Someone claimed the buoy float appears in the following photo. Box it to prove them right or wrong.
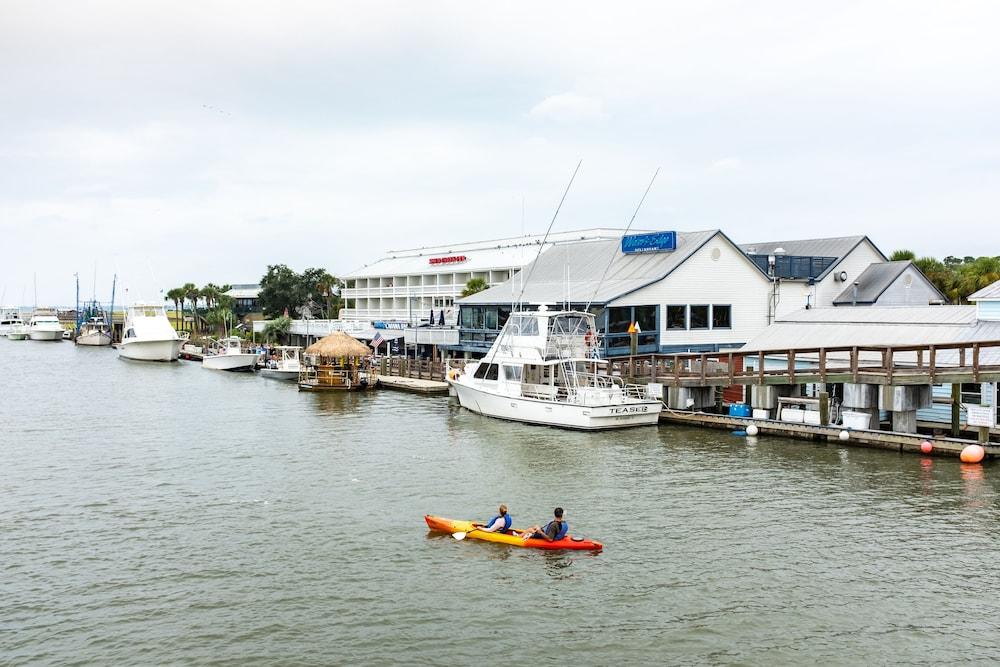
[746,424,759,437]
[920,440,933,454]
[839,430,850,441]
[960,444,986,464]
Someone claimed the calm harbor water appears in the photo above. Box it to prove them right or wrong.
[2,341,1000,665]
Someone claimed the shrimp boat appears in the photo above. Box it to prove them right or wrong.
[448,308,662,430]
[119,303,186,361]
[202,336,259,372]
[76,315,112,346]
[259,346,302,381]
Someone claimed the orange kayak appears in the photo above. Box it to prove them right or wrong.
[424,514,603,552]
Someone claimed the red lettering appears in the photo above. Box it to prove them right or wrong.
[428,255,467,265]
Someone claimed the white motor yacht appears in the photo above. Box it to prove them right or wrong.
[76,315,112,347]
[119,304,185,361]
[28,309,64,341]
[448,308,662,430]
[259,346,302,381]
[7,323,29,340]
[0,307,25,337]
[202,336,259,372]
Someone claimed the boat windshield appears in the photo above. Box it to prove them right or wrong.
[506,314,539,336]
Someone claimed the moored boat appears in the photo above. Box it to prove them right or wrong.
[424,514,603,551]
[0,307,24,337]
[260,345,302,381]
[27,309,64,341]
[76,316,112,346]
[7,323,28,340]
[202,336,259,372]
[119,304,185,361]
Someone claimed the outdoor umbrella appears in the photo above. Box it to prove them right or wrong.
[438,310,445,326]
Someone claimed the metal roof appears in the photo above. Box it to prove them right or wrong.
[740,306,1000,355]
[831,261,908,305]
[968,278,1000,301]
[458,230,744,306]
[738,235,884,281]
[226,285,260,299]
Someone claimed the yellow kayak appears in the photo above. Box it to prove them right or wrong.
[424,514,603,551]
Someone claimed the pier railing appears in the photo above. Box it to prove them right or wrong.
[608,339,1000,387]
[375,356,469,382]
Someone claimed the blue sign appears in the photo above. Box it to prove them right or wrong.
[621,231,676,254]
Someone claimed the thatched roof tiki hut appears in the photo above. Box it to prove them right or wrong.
[298,332,377,391]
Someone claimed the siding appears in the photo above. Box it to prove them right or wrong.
[773,240,885,317]
[610,235,771,350]
[875,266,943,307]
[978,301,1000,321]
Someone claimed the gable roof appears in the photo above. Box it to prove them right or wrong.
[968,278,1000,301]
[459,230,768,306]
[738,235,885,281]
[832,261,947,305]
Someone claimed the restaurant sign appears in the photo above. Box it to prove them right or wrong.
[428,255,468,265]
[621,231,677,254]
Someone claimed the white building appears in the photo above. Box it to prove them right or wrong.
[339,229,629,326]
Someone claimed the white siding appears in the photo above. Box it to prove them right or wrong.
[772,239,885,317]
[875,266,943,306]
[610,234,771,348]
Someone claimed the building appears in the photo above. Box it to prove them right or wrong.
[831,261,946,307]
[339,229,629,326]
[969,278,1000,320]
[225,284,261,315]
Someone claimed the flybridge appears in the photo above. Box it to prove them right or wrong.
[621,231,676,254]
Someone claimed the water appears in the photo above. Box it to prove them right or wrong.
[2,342,999,665]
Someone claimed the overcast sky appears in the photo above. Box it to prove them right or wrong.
[3,1,999,305]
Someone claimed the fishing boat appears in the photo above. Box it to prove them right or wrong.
[27,309,64,341]
[7,323,28,340]
[202,336,259,372]
[76,315,112,346]
[0,307,25,337]
[119,303,185,361]
[260,345,302,381]
[448,307,662,430]
[424,515,603,551]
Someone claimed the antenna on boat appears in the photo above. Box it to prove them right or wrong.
[584,167,660,312]
[514,159,582,310]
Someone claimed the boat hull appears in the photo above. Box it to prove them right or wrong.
[449,380,661,430]
[425,515,603,551]
[7,331,28,340]
[28,329,63,341]
[76,331,112,346]
[260,368,300,381]
[119,338,182,362]
[202,353,259,372]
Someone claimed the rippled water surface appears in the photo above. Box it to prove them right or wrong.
[2,341,1000,665]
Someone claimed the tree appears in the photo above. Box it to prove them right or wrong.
[261,315,291,343]
[258,264,301,318]
[182,282,200,333]
[165,287,185,331]
[889,249,916,261]
[461,277,489,297]
[299,267,343,319]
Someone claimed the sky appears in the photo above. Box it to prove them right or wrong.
[2,0,999,306]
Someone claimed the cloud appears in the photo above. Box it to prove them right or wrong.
[710,157,742,171]
[529,93,606,122]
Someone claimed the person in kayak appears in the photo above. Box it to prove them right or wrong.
[473,504,512,533]
[520,507,568,542]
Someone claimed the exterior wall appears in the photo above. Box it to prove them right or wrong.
[773,240,884,317]
[874,266,943,307]
[977,300,1000,321]
[610,234,771,351]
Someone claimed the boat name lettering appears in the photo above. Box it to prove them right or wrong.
[608,405,650,414]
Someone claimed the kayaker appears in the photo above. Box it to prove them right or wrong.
[474,504,512,533]
[520,507,568,542]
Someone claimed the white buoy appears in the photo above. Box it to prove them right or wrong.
[839,430,850,441]
[746,424,759,436]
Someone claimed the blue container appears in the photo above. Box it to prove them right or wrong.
[728,403,751,418]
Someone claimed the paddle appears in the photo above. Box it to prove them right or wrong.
[452,525,479,540]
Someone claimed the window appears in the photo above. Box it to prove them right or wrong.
[484,364,499,381]
[498,305,511,329]
[608,307,631,334]
[634,305,657,332]
[712,305,732,329]
[508,314,538,336]
[485,307,498,330]
[461,307,484,329]
[503,365,522,381]
[690,305,709,329]
[666,305,687,330]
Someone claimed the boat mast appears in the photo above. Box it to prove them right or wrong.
[75,273,81,333]
[109,274,117,343]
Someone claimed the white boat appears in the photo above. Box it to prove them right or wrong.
[0,307,25,337]
[76,316,112,347]
[119,304,185,361]
[28,309,64,341]
[202,336,259,372]
[260,346,302,381]
[448,308,663,430]
[7,323,28,340]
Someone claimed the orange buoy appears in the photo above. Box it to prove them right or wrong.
[920,441,933,454]
[960,444,986,464]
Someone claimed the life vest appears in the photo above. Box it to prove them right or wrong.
[584,329,595,347]
[486,513,512,532]
[544,519,568,541]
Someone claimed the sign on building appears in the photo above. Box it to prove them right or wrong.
[621,231,676,254]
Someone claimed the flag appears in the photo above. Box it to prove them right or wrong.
[371,332,385,349]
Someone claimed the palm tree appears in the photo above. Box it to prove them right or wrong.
[890,249,916,261]
[165,287,186,331]
[461,277,489,297]
[182,282,200,334]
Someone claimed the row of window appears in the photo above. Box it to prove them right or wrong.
[666,304,732,330]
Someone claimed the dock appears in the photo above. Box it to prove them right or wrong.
[377,376,449,395]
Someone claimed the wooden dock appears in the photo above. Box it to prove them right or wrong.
[377,376,449,395]
[659,409,999,458]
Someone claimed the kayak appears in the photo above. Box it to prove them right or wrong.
[424,514,603,552]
